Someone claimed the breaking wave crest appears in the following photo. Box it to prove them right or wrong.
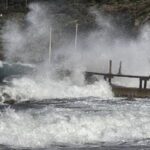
[0,76,113,102]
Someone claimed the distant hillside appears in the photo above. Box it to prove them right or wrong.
[100,0,150,27]
[0,0,150,30]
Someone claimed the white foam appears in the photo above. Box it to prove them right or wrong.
[1,75,113,101]
[0,105,150,148]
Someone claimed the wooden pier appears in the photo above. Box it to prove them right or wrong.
[85,60,150,98]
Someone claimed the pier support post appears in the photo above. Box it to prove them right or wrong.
[139,78,143,89]
[109,60,112,74]
[118,61,122,75]
[144,80,147,89]
[139,78,147,89]
[108,77,112,84]
[108,60,112,84]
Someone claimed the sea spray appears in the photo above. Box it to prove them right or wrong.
[0,75,113,101]
[2,3,150,83]
[2,3,51,63]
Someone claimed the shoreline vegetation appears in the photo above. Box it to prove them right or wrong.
[0,0,150,60]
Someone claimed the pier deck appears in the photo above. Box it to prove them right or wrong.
[85,60,150,98]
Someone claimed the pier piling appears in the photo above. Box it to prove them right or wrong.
[108,60,112,83]
[144,79,147,89]
[109,60,112,74]
[118,61,122,75]
[139,78,143,89]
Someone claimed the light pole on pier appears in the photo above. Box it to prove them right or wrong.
[49,27,52,64]
[75,23,78,50]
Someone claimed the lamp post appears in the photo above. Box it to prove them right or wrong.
[49,27,52,64]
[75,23,78,50]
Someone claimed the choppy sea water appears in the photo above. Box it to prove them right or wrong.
[0,97,150,150]
[1,62,150,149]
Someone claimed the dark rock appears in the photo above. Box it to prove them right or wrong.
[4,99,16,105]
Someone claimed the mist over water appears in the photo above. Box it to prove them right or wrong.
[2,2,150,88]
[1,3,116,101]
[2,3,51,63]
[2,3,150,72]
[0,1,150,100]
